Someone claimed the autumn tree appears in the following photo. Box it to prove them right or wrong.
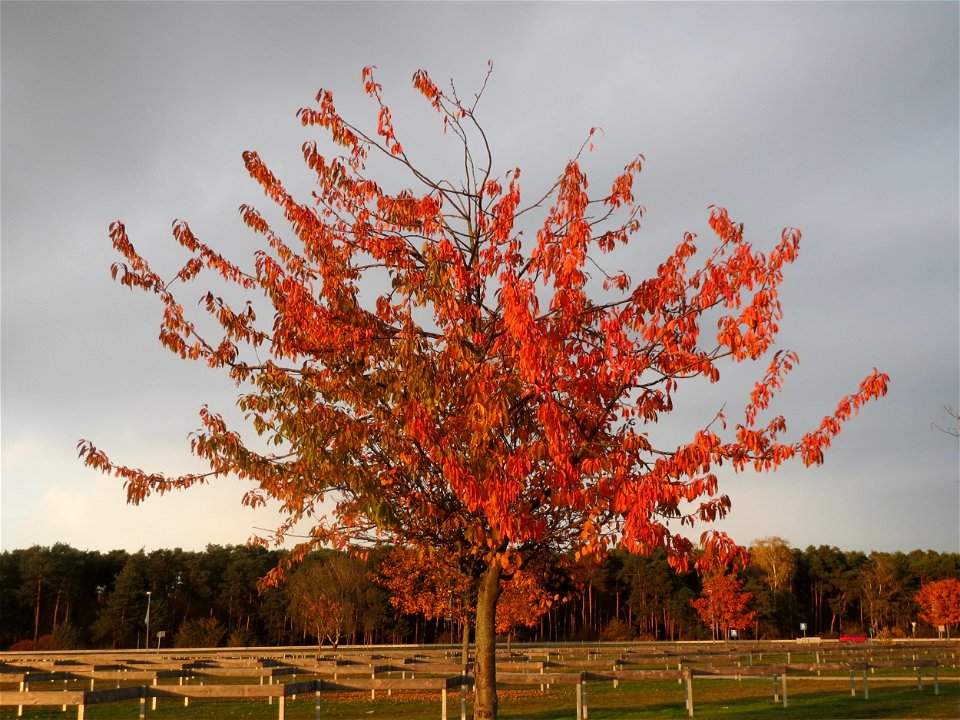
[692,571,756,640]
[79,65,888,718]
[859,552,902,636]
[377,545,473,654]
[751,537,796,596]
[915,578,960,638]
[286,552,381,648]
[495,566,558,652]
[378,546,557,656]
[748,536,797,635]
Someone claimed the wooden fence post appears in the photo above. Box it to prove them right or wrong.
[781,672,788,708]
[863,668,869,700]
[583,676,589,720]
[575,682,583,720]
[685,670,694,718]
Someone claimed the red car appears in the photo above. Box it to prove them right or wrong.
[839,634,868,643]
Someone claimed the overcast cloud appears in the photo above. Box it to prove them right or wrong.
[2,2,957,556]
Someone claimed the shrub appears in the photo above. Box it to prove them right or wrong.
[600,618,635,641]
[176,617,225,648]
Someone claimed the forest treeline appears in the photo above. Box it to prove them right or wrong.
[1,541,957,651]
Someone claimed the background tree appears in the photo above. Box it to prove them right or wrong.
[286,551,382,648]
[748,536,797,637]
[0,543,956,649]
[801,545,844,635]
[915,578,960,638]
[495,566,557,652]
[286,557,345,648]
[79,66,888,718]
[692,571,756,640]
[93,552,152,649]
[750,537,796,597]
[176,616,226,648]
[621,550,681,639]
[377,546,472,651]
[859,552,902,636]
[932,405,959,439]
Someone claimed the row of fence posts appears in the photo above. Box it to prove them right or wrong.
[6,657,945,720]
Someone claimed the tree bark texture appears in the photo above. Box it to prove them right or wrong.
[473,559,502,719]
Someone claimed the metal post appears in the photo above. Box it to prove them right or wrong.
[145,591,152,653]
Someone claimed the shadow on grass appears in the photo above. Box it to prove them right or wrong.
[1,681,955,719]
[498,680,959,720]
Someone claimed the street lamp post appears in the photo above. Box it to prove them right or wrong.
[145,591,152,651]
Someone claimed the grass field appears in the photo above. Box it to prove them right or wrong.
[2,678,958,719]
[3,642,957,719]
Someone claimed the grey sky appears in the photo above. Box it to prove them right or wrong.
[2,2,957,556]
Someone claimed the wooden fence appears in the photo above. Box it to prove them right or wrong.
[1,640,955,719]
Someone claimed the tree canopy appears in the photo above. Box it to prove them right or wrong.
[79,65,888,718]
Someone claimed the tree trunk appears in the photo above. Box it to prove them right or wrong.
[474,559,502,720]
[33,576,43,642]
[52,589,62,631]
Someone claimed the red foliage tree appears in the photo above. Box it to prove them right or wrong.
[915,578,960,638]
[377,546,473,654]
[79,65,887,718]
[378,546,558,657]
[692,572,756,640]
[495,566,557,651]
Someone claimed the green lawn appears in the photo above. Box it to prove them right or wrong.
[2,678,957,719]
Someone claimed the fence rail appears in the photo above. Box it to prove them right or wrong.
[1,640,956,719]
